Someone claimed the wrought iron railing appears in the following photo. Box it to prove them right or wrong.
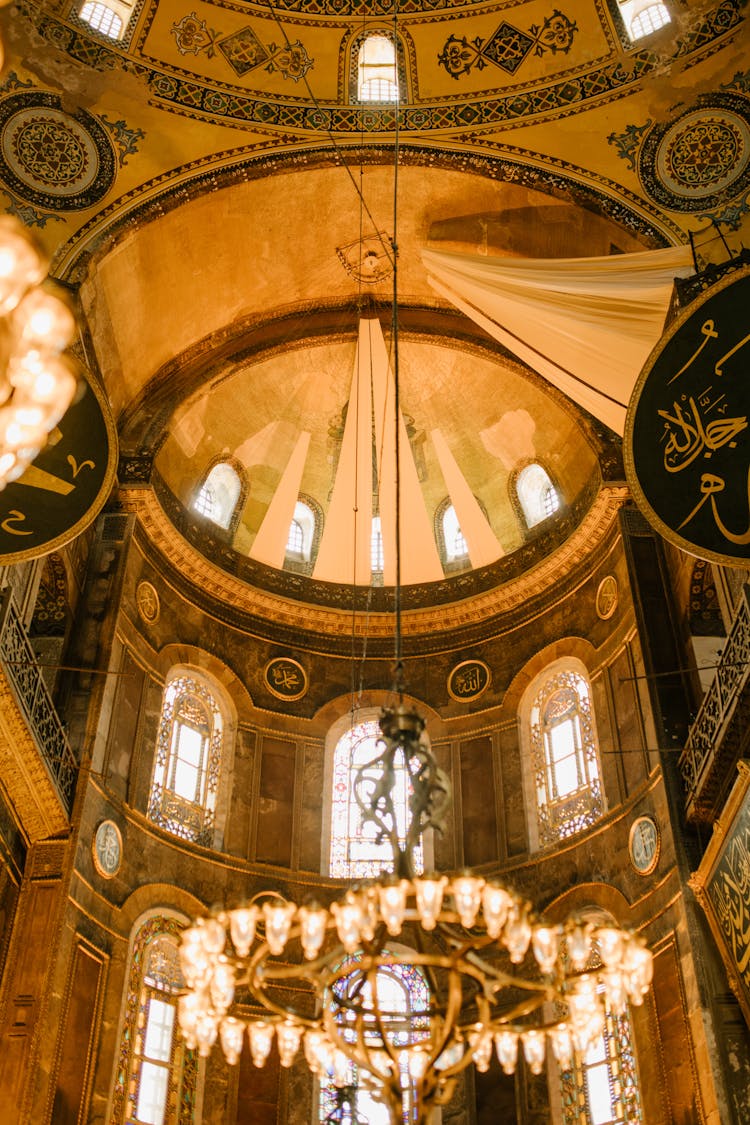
[0,590,77,813]
[680,585,750,815]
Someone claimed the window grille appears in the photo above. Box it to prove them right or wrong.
[147,674,223,846]
[79,1,123,37]
[357,34,399,103]
[531,670,604,845]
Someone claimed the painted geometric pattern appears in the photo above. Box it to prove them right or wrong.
[438,10,578,80]
[27,0,741,131]
[610,84,750,213]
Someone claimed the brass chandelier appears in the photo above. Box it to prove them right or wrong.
[178,702,653,1123]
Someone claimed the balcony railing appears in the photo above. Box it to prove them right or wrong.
[0,590,77,813]
[680,585,750,824]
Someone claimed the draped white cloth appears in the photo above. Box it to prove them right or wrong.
[422,245,695,434]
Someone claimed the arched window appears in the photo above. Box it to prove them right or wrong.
[356,33,399,102]
[193,461,244,531]
[286,500,316,561]
[371,515,384,575]
[515,463,560,529]
[148,672,224,846]
[619,0,670,38]
[110,913,198,1125]
[329,718,423,878]
[319,956,430,1124]
[79,2,123,36]
[530,667,604,846]
[558,926,643,1124]
[442,504,469,563]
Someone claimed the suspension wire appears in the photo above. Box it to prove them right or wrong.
[391,0,403,699]
[263,0,395,268]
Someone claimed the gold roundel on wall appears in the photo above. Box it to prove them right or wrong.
[136,581,160,624]
[596,575,619,620]
[264,657,308,701]
[92,819,122,879]
[447,659,491,703]
[628,815,660,876]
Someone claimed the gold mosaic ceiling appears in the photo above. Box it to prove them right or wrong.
[2,0,748,605]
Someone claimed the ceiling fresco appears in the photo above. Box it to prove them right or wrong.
[0,0,747,614]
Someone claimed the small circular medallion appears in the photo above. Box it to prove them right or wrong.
[629,815,660,876]
[92,819,122,878]
[264,657,308,701]
[596,576,619,620]
[447,659,491,703]
[136,581,160,624]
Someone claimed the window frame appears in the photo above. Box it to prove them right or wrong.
[512,461,561,532]
[109,912,199,1125]
[347,28,408,105]
[74,0,139,44]
[147,670,226,848]
[192,457,248,538]
[520,659,606,852]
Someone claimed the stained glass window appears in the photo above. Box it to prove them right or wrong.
[110,915,198,1125]
[560,992,642,1124]
[148,673,223,846]
[357,34,399,103]
[329,719,423,878]
[319,956,430,1124]
[531,670,603,845]
[516,463,560,528]
[193,462,243,530]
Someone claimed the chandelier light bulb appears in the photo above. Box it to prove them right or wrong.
[504,908,532,964]
[276,1020,303,1067]
[262,900,296,955]
[494,1029,518,1075]
[531,923,561,974]
[298,903,329,960]
[0,218,45,312]
[596,926,626,968]
[248,1021,275,1068]
[481,883,512,938]
[548,1023,574,1070]
[331,898,363,951]
[414,875,447,930]
[228,905,259,957]
[468,1026,493,1073]
[12,287,76,351]
[332,1047,350,1088]
[304,1028,331,1075]
[451,874,484,929]
[219,1017,245,1066]
[521,1028,546,1075]
[377,880,408,936]
[195,1012,219,1057]
[209,959,236,1014]
[201,917,227,956]
[568,923,593,972]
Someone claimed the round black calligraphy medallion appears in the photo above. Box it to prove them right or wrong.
[0,373,117,563]
[624,267,750,566]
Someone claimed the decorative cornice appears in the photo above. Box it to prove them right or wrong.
[120,483,630,647]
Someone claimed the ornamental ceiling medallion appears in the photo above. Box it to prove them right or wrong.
[624,266,750,567]
[0,90,116,211]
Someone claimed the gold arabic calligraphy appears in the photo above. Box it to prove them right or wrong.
[709,820,750,988]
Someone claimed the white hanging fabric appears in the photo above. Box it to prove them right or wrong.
[422,245,695,435]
